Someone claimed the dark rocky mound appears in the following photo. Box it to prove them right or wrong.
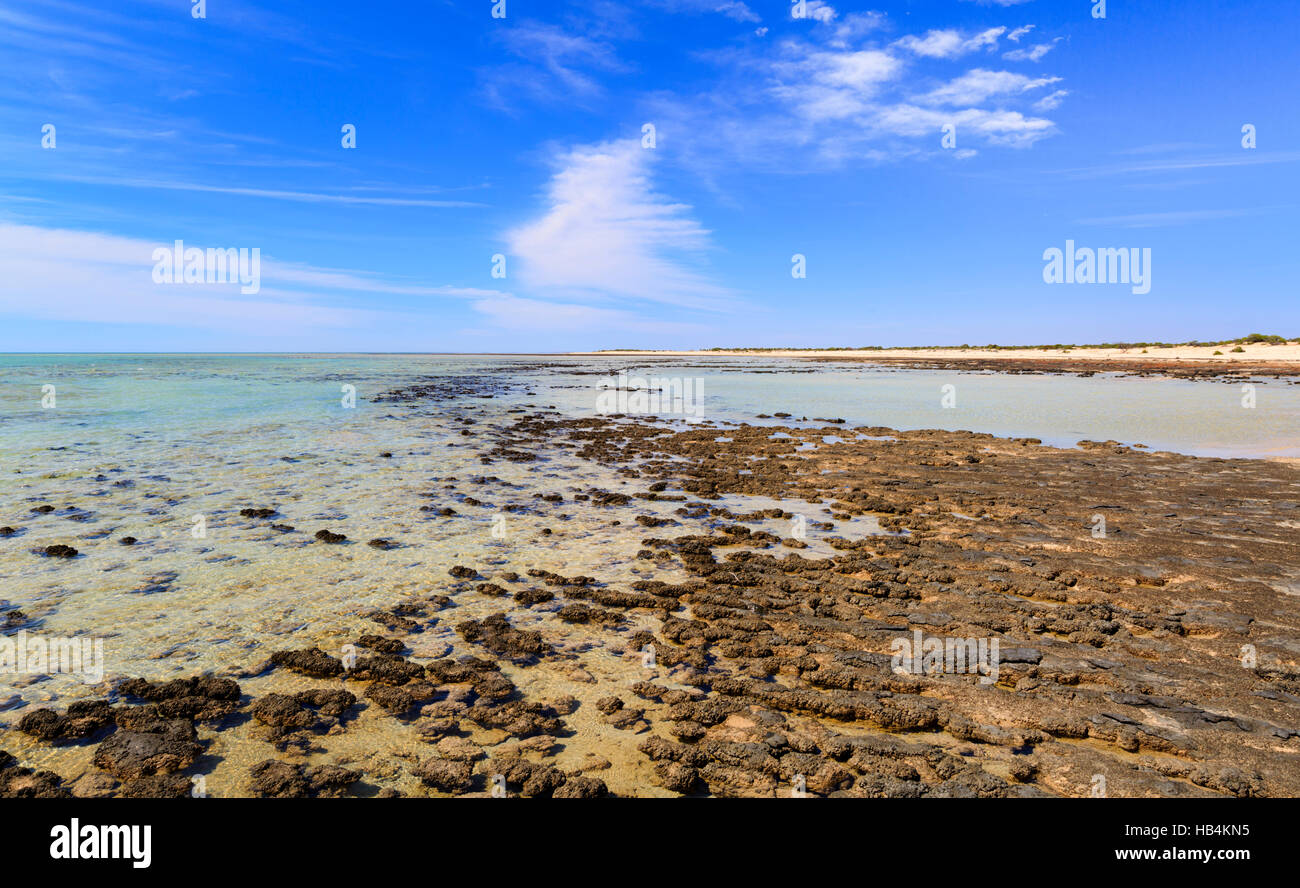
[455,613,552,659]
[0,751,70,798]
[248,759,360,798]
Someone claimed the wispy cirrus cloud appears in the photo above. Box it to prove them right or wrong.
[822,11,888,47]
[1055,150,1300,178]
[647,15,1063,171]
[481,21,628,109]
[0,221,495,333]
[1004,38,1062,62]
[1073,208,1271,228]
[895,27,1007,59]
[783,1,838,23]
[873,105,1054,147]
[920,69,1061,106]
[714,1,761,23]
[650,0,761,23]
[771,47,902,120]
[23,173,486,208]
[505,139,733,312]
[475,8,1064,174]
[1034,89,1068,111]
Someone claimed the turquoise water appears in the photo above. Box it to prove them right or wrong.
[1,353,1295,460]
[0,353,1295,793]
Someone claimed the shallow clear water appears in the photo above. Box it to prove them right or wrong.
[546,356,1300,459]
[2,354,1295,458]
[0,353,1294,794]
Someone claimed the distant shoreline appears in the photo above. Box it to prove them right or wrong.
[575,339,1300,364]
[570,341,1300,382]
[2,340,1297,366]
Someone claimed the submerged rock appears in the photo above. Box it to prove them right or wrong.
[414,758,475,793]
[118,675,242,722]
[248,759,360,798]
[0,751,70,798]
[18,700,115,742]
[92,720,201,780]
[456,613,552,659]
[269,648,345,678]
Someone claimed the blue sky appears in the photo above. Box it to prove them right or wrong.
[0,0,1296,351]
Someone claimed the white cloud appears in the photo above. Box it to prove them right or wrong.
[895,27,1006,59]
[921,68,1061,106]
[31,174,483,208]
[651,0,761,23]
[1007,25,1035,42]
[506,140,732,311]
[772,47,901,120]
[714,2,761,23]
[826,12,887,47]
[483,22,624,107]
[0,222,489,332]
[793,2,837,24]
[1034,89,1069,111]
[0,209,732,344]
[648,16,1063,170]
[874,105,1055,146]
[895,30,962,58]
[1004,38,1062,62]
[966,27,1008,52]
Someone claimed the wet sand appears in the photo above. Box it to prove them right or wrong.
[3,370,1298,797]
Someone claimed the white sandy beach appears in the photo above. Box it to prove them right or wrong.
[576,342,1300,363]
